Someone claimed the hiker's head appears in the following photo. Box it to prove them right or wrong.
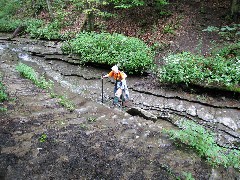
[111,65,118,73]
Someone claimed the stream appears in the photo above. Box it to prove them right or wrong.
[0,35,240,150]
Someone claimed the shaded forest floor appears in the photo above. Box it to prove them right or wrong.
[58,0,236,60]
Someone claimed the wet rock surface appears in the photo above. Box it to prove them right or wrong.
[0,35,240,179]
[1,35,239,149]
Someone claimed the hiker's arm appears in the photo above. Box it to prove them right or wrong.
[102,71,113,79]
[102,74,109,79]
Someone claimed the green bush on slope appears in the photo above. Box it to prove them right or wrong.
[61,32,155,74]
[158,43,240,91]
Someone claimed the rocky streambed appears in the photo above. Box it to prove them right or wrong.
[0,34,240,179]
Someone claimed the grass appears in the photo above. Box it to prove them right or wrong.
[0,81,7,102]
[16,62,75,111]
[163,119,240,170]
[0,77,8,112]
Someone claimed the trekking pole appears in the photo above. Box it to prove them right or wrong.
[121,90,124,107]
[101,73,104,103]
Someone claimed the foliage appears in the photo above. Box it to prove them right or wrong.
[25,19,63,40]
[211,42,240,59]
[163,24,175,34]
[108,0,168,9]
[61,32,155,74]
[203,24,240,41]
[163,119,240,169]
[87,116,97,123]
[182,172,195,180]
[0,107,7,112]
[58,95,75,111]
[0,18,22,32]
[0,81,8,102]
[0,0,21,19]
[15,63,75,111]
[0,0,29,32]
[158,44,240,91]
[162,15,182,34]
[109,0,144,8]
[39,133,47,143]
[25,19,44,37]
[0,74,8,112]
[1,74,8,112]
[16,62,53,89]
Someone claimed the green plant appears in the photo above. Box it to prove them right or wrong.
[202,26,219,32]
[0,107,7,112]
[79,123,87,129]
[162,17,182,35]
[39,133,47,143]
[183,172,195,180]
[58,95,75,111]
[0,81,8,102]
[0,0,21,19]
[203,24,240,41]
[16,63,53,89]
[16,63,75,111]
[163,24,175,34]
[25,18,44,38]
[61,32,155,74]
[163,119,240,169]
[87,117,96,123]
[0,18,22,32]
[56,120,66,126]
[158,46,240,92]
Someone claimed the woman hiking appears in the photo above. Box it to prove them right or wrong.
[102,65,129,107]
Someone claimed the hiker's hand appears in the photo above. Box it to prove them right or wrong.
[102,74,108,79]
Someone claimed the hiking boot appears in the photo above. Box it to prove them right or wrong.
[111,103,120,108]
[113,96,119,104]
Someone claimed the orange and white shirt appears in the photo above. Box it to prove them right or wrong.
[108,71,125,81]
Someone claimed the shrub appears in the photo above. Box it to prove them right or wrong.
[0,18,22,32]
[211,42,240,59]
[25,19,44,38]
[61,32,155,74]
[25,19,62,40]
[0,0,21,19]
[158,47,240,90]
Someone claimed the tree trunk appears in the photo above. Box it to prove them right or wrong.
[85,0,94,31]
[46,0,54,21]
[88,12,94,31]
[31,0,37,17]
[231,0,240,21]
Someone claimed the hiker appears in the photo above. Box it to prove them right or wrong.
[102,65,129,106]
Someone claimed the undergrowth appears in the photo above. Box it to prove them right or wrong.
[163,119,240,170]
[0,81,7,102]
[16,63,75,111]
[158,42,240,92]
[61,32,155,74]
[0,75,8,112]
